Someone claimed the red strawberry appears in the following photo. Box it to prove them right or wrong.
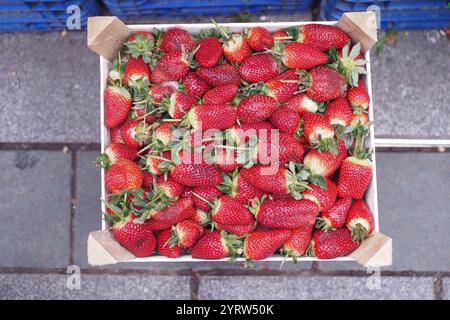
[325,96,353,136]
[111,213,156,257]
[350,112,369,127]
[332,42,366,87]
[272,29,288,38]
[104,86,132,128]
[246,26,274,51]
[217,221,255,237]
[347,79,370,114]
[316,198,352,230]
[239,53,281,83]
[192,208,211,226]
[105,158,143,194]
[203,84,239,104]
[187,103,237,131]
[124,31,157,64]
[149,197,195,225]
[337,138,349,163]
[210,195,253,226]
[156,229,183,258]
[164,91,197,119]
[145,151,172,176]
[170,162,223,187]
[302,112,337,154]
[210,148,240,173]
[280,43,328,69]
[182,72,211,97]
[147,219,175,231]
[120,119,151,148]
[161,27,196,53]
[296,24,350,52]
[230,121,274,145]
[338,156,372,199]
[152,122,174,148]
[192,230,241,260]
[155,175,185,199]
[308,228,359,259]
[128,31,154,43]
[151,52,190,84]
[262,70,298,103]
[269,105,301,135]
[222,33,251,64]
[142,171,154,188]
[196,64,240,87]
[303,178,337,212]
[303,148,341,177]
[110,127,124,144]
[284,93,320,115]
[251,197,319,229]
[131,102,160,125]
[346,200,375,240]
[255,132,304,164]
[97,143,138,169]
[304,66,347,102]
[192,186,222,211]
[237,94,278,124]
[149,82,178,103]
[218,171,264,204]
[244,229,292,261]
[281,226,313,260]
[169,219,204,249]
[195,37,223,68]
[122,56,151,86]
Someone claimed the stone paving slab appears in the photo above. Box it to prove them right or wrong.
[443,278,450,300]
[198,275,435,300]
[0,273,190,300]
[0,150,71,268]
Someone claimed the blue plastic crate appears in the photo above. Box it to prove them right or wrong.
[101,0,313,20]
[0,0,102,32]
[319,0,450,30]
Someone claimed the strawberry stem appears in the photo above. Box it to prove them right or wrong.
[210,19,230,40]
[191,191,214,208]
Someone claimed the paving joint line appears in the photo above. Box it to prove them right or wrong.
[190,272,200,300]
[69,150,77,266]
[434,273,444,300]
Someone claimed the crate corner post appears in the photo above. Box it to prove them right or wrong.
[87,230,135,266]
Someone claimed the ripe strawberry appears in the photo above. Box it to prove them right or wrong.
[336,138,349,163]
[221,32,251,63]
[246,27,274,51]
[149,197,195,224]
[168,219,204,249]
[338,156,372,199]
[110,127,124,144]
[196,64,240,87]
[280,43,328,69]
[251,197,319,229]
[120,119,151,148]
[230,121,274,145]
[218,171,264,204]
[191,230,241,260]
[104,86,132,128]
[217,221,255,237]
[203,84,239,104]
[187,103,237,131]
[303,148,341,178]
[182,72,211,97]
[347,79,370,114]
[330,42,366,87]
[148,82,178,103]
[281,226,313,260]
[192,208,211,226]
[239,53,281,83]
[152,122,174,148]
[128,31,154,43]
[210,148,241,173]
[146,218,174,231]
[244,229,292,261]
[325,96,353,137]
[316,198,352,230]
[155,175,185,199]
[105,159,143,194]
[210,195,253,226]
[195,37,223,68]
[170,162,223,187]
[269,105,301,135]
[124,31,157,64]
[156,229,183,258]
[272,29,290,45]
[254,132,305,164]
[111,212,156,257]
[302,112,338,154]
[346,200,375,240]
[192,186,223,211]
[237,94,278,124]
[284,93,320,115]
[142,171,154,188]
[122,56,151,86]
[307,228,359,259]
[296,24,350,52]
[262,70,299,103]
[161,27,196,53]
[97,143,138,169]
[131,101,160,125]
[350,112,369,127]
[164,91,197,119]
[303,178,337,212]
[304,66,347,102]
[145,150,172,176]
[151,52,190,84]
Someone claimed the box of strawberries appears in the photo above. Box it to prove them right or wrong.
[86,12,392,267]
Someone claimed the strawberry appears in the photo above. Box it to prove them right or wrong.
[124,31,158,65]
[281,226,313,260]
[148,82,178,103]
[336,139,349,163]
[217,221,255,237]
[147,197,195,224]
[110,127,124,144]
[307,228,359,259]
[230,121,274,145]
[237,94,278,124]
[209,195,253,226]
[262,70,299,103]
[254,132,305,164]
[210,148,241,173]
[151,52,190,84]
[168,219,204,249]
[170,162,223,187]
[284,93,320,115]
[192,208,211,226]
[250,197,319,229]
[191,230,241,260]
[239,53,281,83]
[347,79,370,114]
[120,119,151,148]
[97,143,138,169]
[303,66,347,102]
[303,148,341,178]
[244,229,292,261]
[316,198,352,230]
[147,218,175,231]
[145,150,172,176]
[203,84,239,104]
[196,64,240,87]
[303,177,337,212]
[131,101,160,125]
[142,171,154,188]
[105,158,143,194]
[218,171,264,204]
[156,229,183,258]
[246,27,274,51]
[302,112,338,154]
[350,112,369,127]
[269,105,301,135]
[152,122,174,149]
[279,42,328,69]
[338,155,372,199]
[295,24,350,52]
[195,37,223,68]
[161,27,196,54]
[191,186,222,211]
[111,212,156,257]
[122,56,151,86]
[213,23,252,64]
[272,29,290,45]
[346,200,375,240]
[104,86,132,128]
[187,103,237,131]
[164,91,197,119]
[325,96,353,137]
[155,175,185,199]
[128,31,154,43]
[330,42,367,87]
[182,72,211,97]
